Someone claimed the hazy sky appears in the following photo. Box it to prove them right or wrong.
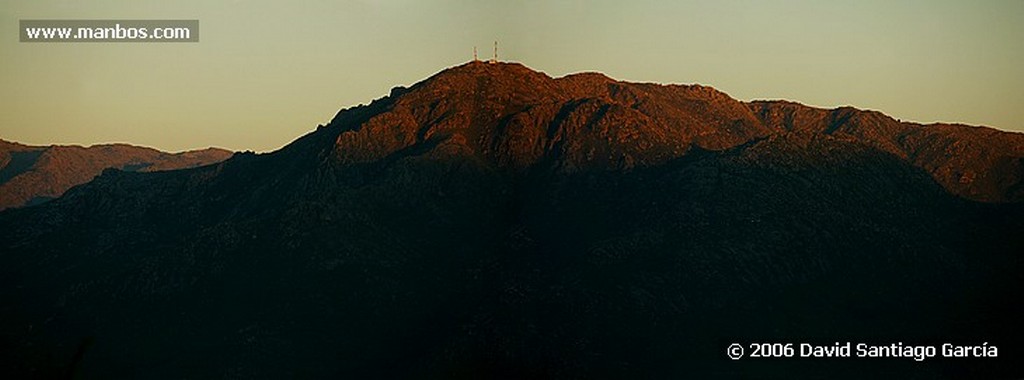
[1,0,1022,152]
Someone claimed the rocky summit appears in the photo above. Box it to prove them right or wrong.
[1,62,1022,379]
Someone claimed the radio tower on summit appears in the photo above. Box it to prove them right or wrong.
[489,41,498,64]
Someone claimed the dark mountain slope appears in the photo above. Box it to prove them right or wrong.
[1,62,1022,379]
[0,139,232,210]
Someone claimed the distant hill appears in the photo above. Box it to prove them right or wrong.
[0,139,232,210]
[1,62,1022,378]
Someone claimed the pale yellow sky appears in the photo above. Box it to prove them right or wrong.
[2,0,1022,152]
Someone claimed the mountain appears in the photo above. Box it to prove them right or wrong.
[0,139,232,210]
[1,62,1022,379]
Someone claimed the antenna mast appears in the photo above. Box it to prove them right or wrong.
[473,46,478,62]
[490,41,498,64]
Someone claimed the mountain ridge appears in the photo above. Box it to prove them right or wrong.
[318,61,1023,201]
